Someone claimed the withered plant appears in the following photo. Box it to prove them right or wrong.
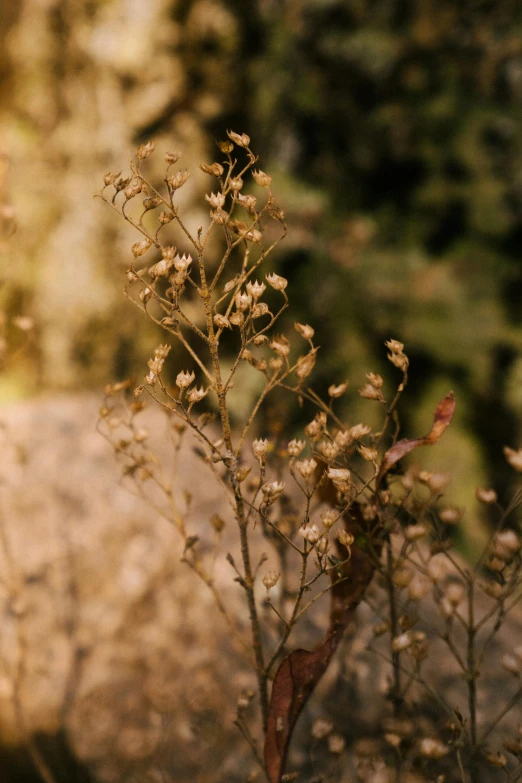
[98,134,522,783]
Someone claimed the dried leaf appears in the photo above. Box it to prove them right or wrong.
[264,504,378,782]
[377,392,456,483]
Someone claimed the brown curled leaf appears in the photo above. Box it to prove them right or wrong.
[377,391,456,484]
[264,505,380,783]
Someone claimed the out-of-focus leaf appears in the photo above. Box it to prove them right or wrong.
[264,504,379,783]
[377,391,456,482]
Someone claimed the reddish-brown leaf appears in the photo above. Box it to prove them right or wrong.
[377,391,456,483]
[264,506,378,783]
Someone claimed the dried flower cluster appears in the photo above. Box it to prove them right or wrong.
[98,136,522,783]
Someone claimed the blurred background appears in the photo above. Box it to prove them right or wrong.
[2,0,522,780]
[2,0,522,508]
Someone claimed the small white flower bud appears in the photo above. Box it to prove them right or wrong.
[205,192,225,209]
[358,445,378,462]
[154,343,171,359]
[319,440,339,460]
[199,161,224,177]
[504,446,522,472]
[385,339,409,371]
[261,481,284,504]
[246,229,262,243]
[252,302,269,319]
[338,530,355,549]
[366,372,384,388]
[235,291,252,311]
[136,140,156,159]
[393,567,414,588]
[311,718,333,740]
[176,370,195,390]
[300,524,320,545]
[270,335,290,357]
[230,176,244,192]
[237,193,257,210]
[246,280,266,299]
[252,169,272,187]
[392,631,413,652]
[227,130,250,147]
[132,238,152,258]
[321,509,337,529]
[266,272,288,291]
[327,468,351,492]
[328,383,348,398]
[287,439,305,457]
[296,458,317,480]
[408,574,431,601]
[493,529,521,558]
[214,313,231,329]
[305,420,321,439]
[167,169,190,190]
[262,570,280,591]
[427,472,450,493]
[427,554,448,582]
[235,465,252,482]
[359,383,382,400]
[139,287,153,304]
[211,208,229,224]
[439,506,463,525]
[295,352,316,380]
[174,253,192,273]
[165,151,182,165]
[476,487,497,504]
[349,423,371,440]
[187,386,207,404]
[419,738,449,759]
[445,581,465,606]
[294,322,315,340]
[252,438,269,460]
[230,311,245,327]
[404,523,429,541]
[335,430,351,448]
[316,536,329,555]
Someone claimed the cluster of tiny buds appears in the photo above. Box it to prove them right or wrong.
[327,467,351,494]
[359,371,385,401]
[385,339,409,372]
[144,344,171,385]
